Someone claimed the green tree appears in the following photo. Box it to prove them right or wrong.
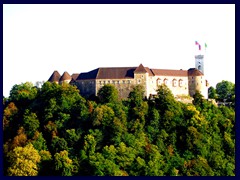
[128,85,148,132]
[23,109,40,138]
[208,86,217,99]
[6,143,41,176]
[31,131,48,151]
[54,150,75,176]
[216,80,234,101]
[97,84,119,104]
[9,82,38,107]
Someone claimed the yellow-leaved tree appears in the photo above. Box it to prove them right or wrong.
[7,143,41,176]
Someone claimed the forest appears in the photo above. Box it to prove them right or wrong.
[3,81,235,176]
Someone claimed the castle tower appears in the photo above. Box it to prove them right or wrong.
[134,64,149,98]
[59,71,72,84]
[48,70,61,84]
[195,55,204,74]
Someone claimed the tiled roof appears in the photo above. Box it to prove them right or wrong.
[145,67,154,76]
[134,64,147,73]
[59,71,72,81]
[48,70,61,82]
[76,67,136,80]
[97,67,136,79]
[151,69,188,76]
[73,65,200,80]
[76,68,99,80]
[187,68,203,76]
[71,73,80,81]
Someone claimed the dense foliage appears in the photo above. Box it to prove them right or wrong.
[208,80,235,108]
[3,82,235,176]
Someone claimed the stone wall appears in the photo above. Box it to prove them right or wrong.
[75,80,96,97]
[96,79,134,99]
[188,75,207,98]
[134,72,148,98]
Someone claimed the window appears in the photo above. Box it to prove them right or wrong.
[179,79,183,87]
[112,80,115,84]
[157,78,162,86]
[157,79,162,85]
[103,81,106,84]
[164,79,168,85]
[172,79,177,87]
[123,80,125,84]
[138,79,141,84]
[108,80,111,84]
[128,80,131,84]
[117,81,120,84]
[99,81,101,84]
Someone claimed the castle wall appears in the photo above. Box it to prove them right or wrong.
[75,80,96,97]
[134,72,148,98]
[96,79,134,99]
[147,76,189,97]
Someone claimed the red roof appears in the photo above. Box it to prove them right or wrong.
[69,64,202,81]
[48,70,61,82]
[134,64,147,73]
[151,69,188,76]
[59,71,72,81]
[187,68,203,76]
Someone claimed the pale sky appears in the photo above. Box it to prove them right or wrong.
[3,4,235,97]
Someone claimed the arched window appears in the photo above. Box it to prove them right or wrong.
[172,79,177,87]
[156,78,162,86]
[198,65,201,70]
[164,78,168,85]
[179,79,183,87]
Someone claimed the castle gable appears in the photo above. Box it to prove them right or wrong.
[134,64,148,73]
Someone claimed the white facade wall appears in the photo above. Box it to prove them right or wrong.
[147,75,189,97]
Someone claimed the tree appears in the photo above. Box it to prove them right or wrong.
[216,80,234,102]
[23,109,40,138]
[127,85,148,132]
[97,84,119,104]
[54,150,75,176]
[6,143,41,176]
[9,82,38,107]
[208,86,217,99]
[3,102,18,135]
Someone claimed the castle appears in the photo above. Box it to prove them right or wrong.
[48,55,209,99]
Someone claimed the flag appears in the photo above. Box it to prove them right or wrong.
[195,41,199,45]
[199,44,201,50]
[205,43,207,48]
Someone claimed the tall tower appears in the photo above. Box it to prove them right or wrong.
[195,55,204,74]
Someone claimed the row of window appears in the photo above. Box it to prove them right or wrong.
[99,80,132,85]
[157,79,184,87]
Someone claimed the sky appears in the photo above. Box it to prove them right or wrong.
[3,4,235,97]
